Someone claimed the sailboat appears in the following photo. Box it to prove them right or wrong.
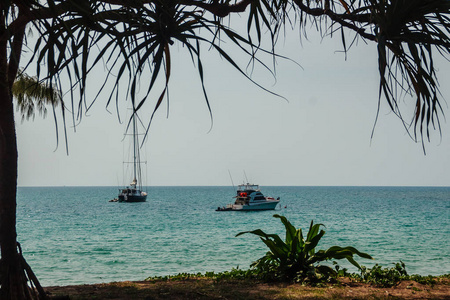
[117,110,147,202]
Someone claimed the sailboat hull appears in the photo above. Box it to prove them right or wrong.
[118,189,147,202]
[118,195,147,202]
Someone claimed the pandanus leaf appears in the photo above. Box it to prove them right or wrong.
[338,0,350,14]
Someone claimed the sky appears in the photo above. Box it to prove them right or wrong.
[15,19,450,187]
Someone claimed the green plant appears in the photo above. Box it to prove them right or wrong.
[358,261,408,287]
[236,215,373,283]
[356,261,442,287]
[409,274,438,286]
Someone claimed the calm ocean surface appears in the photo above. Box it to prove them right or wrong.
[16,186,449,287]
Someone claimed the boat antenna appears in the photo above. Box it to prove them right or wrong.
[228,170,235,190]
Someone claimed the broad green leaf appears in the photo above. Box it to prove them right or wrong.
[304,229,325,254]
[260,238,288,261]
[306,221,324,242]
[273,214,296,244]
[236,229,288,252]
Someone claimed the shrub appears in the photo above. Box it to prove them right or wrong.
[356,262,441,287]
[358,261,408,287]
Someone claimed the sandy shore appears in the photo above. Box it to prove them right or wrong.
[44,277,450,299]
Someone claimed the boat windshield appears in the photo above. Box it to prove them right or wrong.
[238,184,259,191]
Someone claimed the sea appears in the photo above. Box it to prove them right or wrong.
[16,186,450,287]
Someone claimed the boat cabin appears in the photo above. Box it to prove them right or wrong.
[120,188,139,195]
[235,184,268,204]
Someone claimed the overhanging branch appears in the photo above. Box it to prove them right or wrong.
[292,0,376,41]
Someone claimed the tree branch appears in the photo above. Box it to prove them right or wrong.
[1,1,71,42]
[292,0,376,41]
[7,4,27,91]
[179,0,254,17]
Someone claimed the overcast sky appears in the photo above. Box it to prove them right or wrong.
[15,22,450,187]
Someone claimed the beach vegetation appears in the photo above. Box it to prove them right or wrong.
[1,1,450,299]
[144,265,449,288]
[236,214,373,283]
[350,261,444,287]
[358,261,409,287]
[48,273,450,299]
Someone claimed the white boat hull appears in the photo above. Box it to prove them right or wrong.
[219,199,279,211]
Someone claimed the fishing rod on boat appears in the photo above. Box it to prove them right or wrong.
[243,170,249,184]
[228,170,235,191]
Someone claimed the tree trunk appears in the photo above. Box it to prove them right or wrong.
[0,35,20,299]
[0,24,47,300]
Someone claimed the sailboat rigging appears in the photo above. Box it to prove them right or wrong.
[117,110,147,202]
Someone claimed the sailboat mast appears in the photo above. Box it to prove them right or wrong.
[117,108,147,202]
[133,111,138,186]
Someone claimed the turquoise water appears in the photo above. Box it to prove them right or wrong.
[16,186,450,286]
